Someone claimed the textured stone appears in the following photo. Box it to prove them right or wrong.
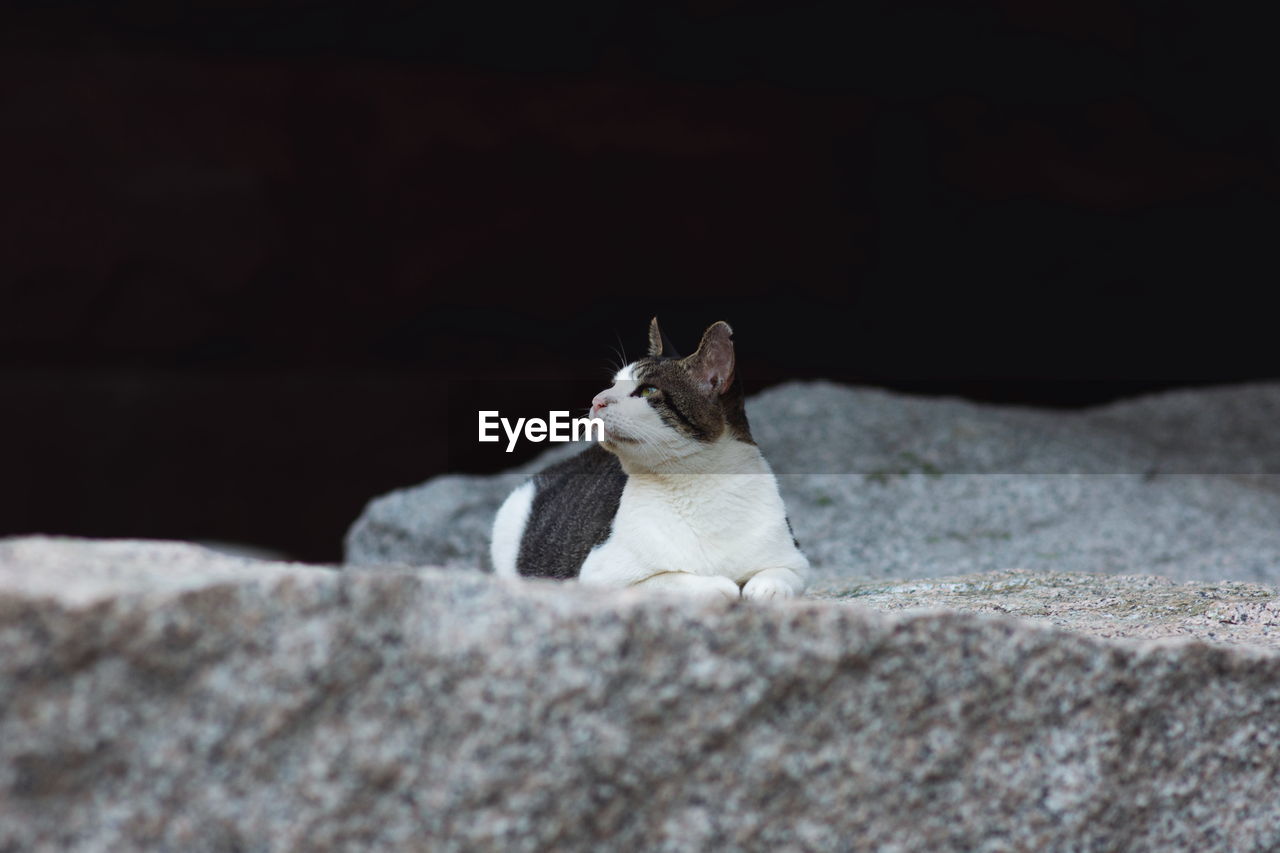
[345,382,1280,583]
[4,537,1280,851]
[811,569,1280,648]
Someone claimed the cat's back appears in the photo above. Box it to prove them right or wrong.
[490,444,626,579]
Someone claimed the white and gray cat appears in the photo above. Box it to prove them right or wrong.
[490,318,808,601]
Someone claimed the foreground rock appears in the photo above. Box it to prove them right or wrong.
[5,537,1280,851]
[346,382,1280,583]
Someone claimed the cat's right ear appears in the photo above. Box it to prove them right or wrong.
[648,317,665,357]
[647,317,681,358]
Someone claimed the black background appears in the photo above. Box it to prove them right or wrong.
[3,1,1277,561]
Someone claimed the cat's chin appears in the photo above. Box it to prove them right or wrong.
[597,437,627,456]
[598,427,639,447]
[598,435,653,468]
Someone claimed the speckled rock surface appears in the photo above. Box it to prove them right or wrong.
[5,537,1280,851]
[345,382,1280,582]
[810,570,1280,648]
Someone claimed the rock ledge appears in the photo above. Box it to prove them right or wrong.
[3,537,1280,851]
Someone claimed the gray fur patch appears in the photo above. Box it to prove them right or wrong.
[516,445,626,579]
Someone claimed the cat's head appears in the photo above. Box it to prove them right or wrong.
[591,318,754,469]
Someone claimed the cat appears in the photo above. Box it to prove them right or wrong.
[490,318,808,601]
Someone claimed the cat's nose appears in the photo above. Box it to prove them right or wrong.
[591,393,615,415]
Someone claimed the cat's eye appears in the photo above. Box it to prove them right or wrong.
[634,385,658,398]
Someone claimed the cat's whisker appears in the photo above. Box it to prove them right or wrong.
[613,332,629,370]
[620,419,681,466]
[629,432,671,462]
[626,421,673,450]
[605,335,633,378]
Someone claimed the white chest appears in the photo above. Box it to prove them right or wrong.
[579,460,806,587]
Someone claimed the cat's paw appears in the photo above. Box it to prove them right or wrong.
[742,573,798,602]
[633,572,741,602]
[702,575,744,602]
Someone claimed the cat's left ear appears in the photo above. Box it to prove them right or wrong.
[683,321,735,396]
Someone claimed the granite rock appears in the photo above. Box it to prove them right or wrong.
[4,536,1280,851]
[345,382,1280,582]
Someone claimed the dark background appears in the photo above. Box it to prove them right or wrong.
[3,1,1277,561]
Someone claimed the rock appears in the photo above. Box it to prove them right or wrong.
[4,536,1280,851]
[345,382,1280,583]
[342,470,524,570]
[811,569,1280,648]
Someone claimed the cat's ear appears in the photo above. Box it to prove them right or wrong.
[647,317,665,357]
[683,321,735,396]
[647,317,681,358]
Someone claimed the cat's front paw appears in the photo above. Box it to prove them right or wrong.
[703,575,744,602]
[742,573,798,602]
[672,574,741,603]
[631,572,742,602]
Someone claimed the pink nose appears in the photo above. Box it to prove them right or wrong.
[591,393,615,415]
